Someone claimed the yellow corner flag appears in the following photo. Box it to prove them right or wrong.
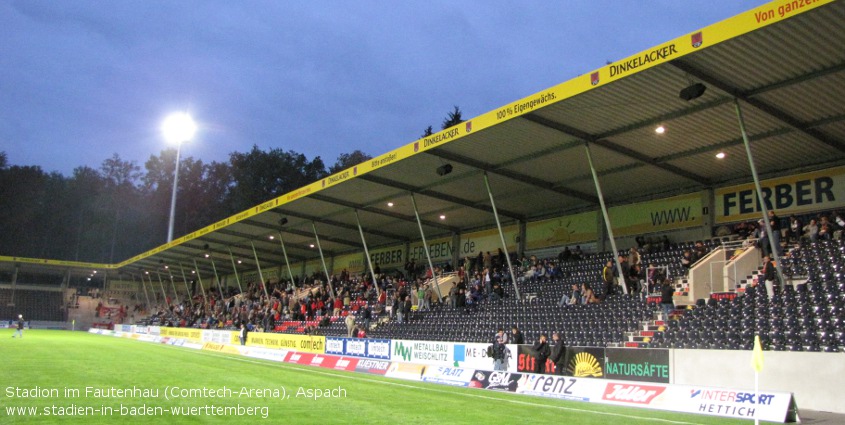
[752,335,764,373]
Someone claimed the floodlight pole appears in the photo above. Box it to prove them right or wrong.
[311,222,337,301]
[276,233,297,289]
[734,99,785,289]
[227,247,244,294]
[249,241,270,299]
[410,193,443,300]
[354,209,382,297]
[167,142,183,243]
[584,141,628,295]
[482,172,520,300]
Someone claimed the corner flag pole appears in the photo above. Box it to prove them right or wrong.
[751,334,764,425]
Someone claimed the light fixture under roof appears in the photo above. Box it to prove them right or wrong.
[716,152,726,159]
[655,126,665,134]
[439,214,446,220]
[268,235,275,240]
[387,202,394,207]
[309,244,315,248]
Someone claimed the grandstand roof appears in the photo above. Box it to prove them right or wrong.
[2,0,844,281]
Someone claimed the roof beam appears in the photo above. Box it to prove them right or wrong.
[241,218,360,250]
[421,150,598,204]
[309,194,459,233]
[358,174,526,221]
[521,113,711,184]
[670,59,845,153]
[272,209,409,243]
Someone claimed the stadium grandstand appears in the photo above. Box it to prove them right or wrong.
[2,0,845,418]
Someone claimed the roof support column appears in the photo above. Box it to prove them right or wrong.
[410,193,443,300]
[167,273,180,305]
[249,241,270,299]
[276,233,297,289]
[482,172,520,300]
[155,271,169,306]
[144,273,158,306]
[584,142,628,294]
[191,260,208,304]
[133,274,151,310]
[208,256,225,299]
[355,210,381,297]
[311,222,337,301]
[227,248,243,294]
[734,99,786,290]
[178,263,192,301]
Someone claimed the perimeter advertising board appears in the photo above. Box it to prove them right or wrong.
[604,348,670,383]
[325,337,391,360]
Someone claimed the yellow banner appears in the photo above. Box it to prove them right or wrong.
[332,252,365,275]
[459,226,518,258]
[608,193,704,236]
[368,244,405,268]
[0,255,114,270]
[238,333,325,353]
[408,236,452,263]
[160,327,203,342]
[526,211,598,250]
[716,166,845,223]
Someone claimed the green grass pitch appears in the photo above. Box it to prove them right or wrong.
[1,330,750,424]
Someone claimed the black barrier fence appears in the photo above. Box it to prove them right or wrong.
[515,345,670,382]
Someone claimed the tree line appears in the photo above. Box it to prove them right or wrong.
[0,107,464,264]
[0,147,369,263]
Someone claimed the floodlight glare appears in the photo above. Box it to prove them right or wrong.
[161,112,197,144]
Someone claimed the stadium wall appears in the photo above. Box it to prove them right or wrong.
[672,349,845,414]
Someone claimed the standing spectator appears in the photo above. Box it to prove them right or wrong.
[602,260,615,297]
[660,279,675,319]
[402,296,412,323]
[12,314,24,338]
[238,323,248,346]
[761,254,776,297]
[788,215,802,244]
[532,334,550,374]
[549,332,567,376]
[345,312,356,336]
[360,306,372,331]
[491,335,507,371]
[416,285,425,311]
[449,283,458,308]
[629,247,641,268]
[423,284,434,310]
[769,210,783,256]
[511,326,525,345]
[483,268,492,300]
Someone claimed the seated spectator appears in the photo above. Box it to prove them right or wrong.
[802,219,819,243]
[582,283,599,304]
[680,250,692,272]
[558,283,580,307]
[559,246,572,262]
[572,246,583,261]
[818,216,833,240]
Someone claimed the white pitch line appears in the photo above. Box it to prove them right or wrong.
[176,346,706,425]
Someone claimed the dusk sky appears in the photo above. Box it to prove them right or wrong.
[1,0,768,176]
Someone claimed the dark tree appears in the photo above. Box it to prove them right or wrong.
[441,105,464,130]
[329,150,371,174]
